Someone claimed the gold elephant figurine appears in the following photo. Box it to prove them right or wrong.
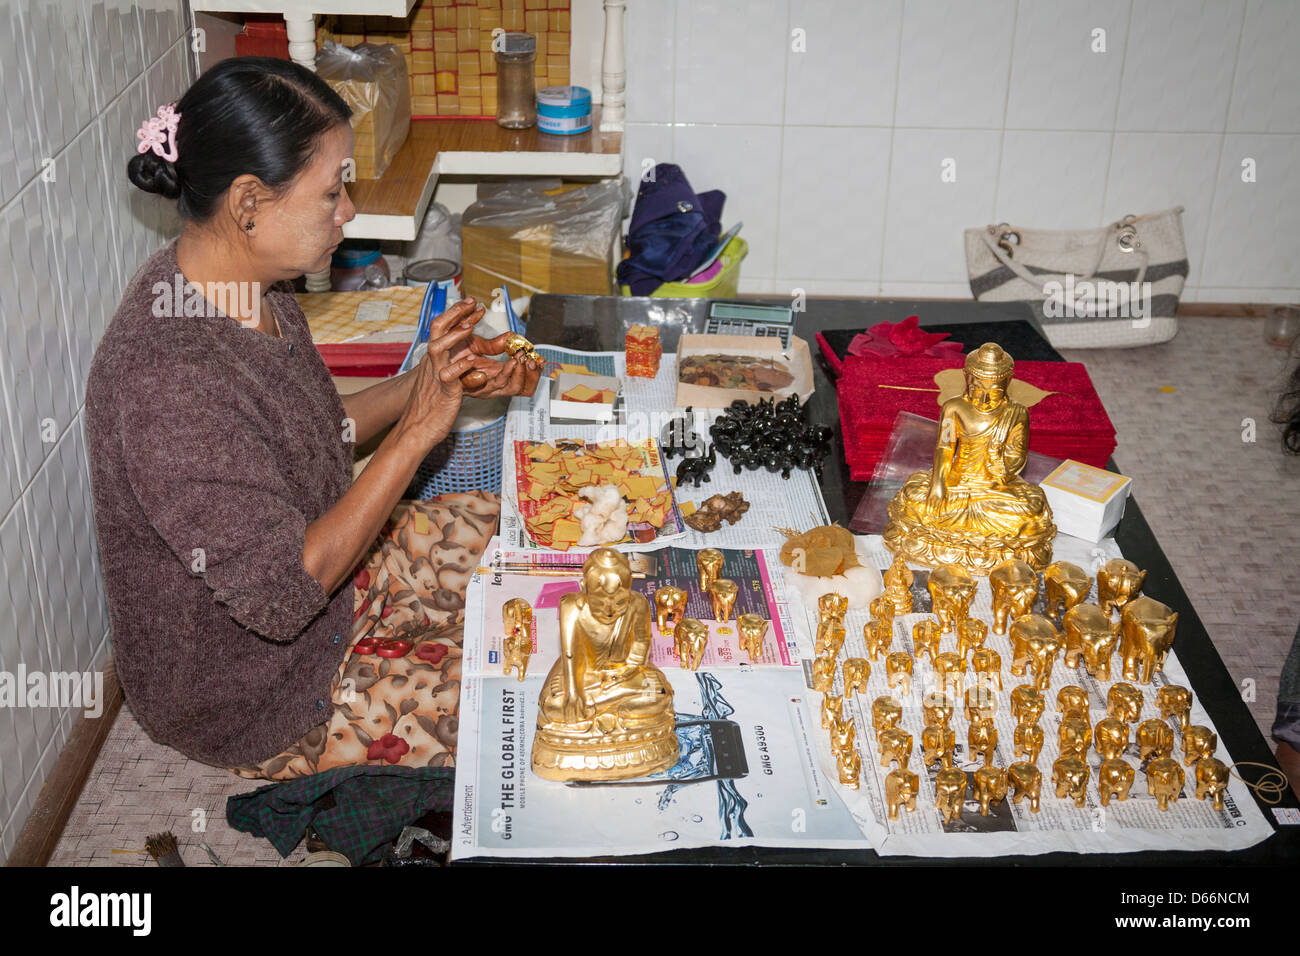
[1009,614,1061,691]
[502,597,534,681]
[817,619,848,658]
[1097,757,1135,806]
[1097,558,1145,617]
[708,578,739,623]
[878,726,913,770]
[1146,756,1185,810]
[863,619,893,661]
[737,613,768,661]
[935,651,967,695]
[965,684,997,723]
[957,617,989,659]
[1056,685,1090,724]
[1120,596,1178,685]
[1156,684,1193,733]
[885,767,919,819]
[922,691,956,728]
[1194,756,1230,811]
[818,591,849,630]
[811,651,837,692]
[870,595,896,628]
[1065,604,1119,679]
[837,746,862,789]
[652,586,687,633]
[968,718,998,766]
[971,648,1003,690]
[989,559,1039,636]
[886,652,913,695]
[883,554,914,613]
[674,617,710,671]
[872,696,903,740]
[696,548,725,592]
[1013,721,1044,764]
[935,767,969,825]
[1008,761,1042,812]
[1044,560,1090,621]
[842,657,871,697]
[1182,725,1217,767]
[922,722,956,768]
[1106,682,1144,724]
[1010,684,1045,728]
[821,692,844,730]
[1058,717,1092,760]
[928,564,977,634]
[1094,717,1130,761]
[830,715,857,758]
[912,619,943,663]
[973,765,1009,816]
[1136,718,1175,761]
[1052,756,1090,807]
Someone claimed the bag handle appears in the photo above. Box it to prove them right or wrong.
[980,215,1150,288]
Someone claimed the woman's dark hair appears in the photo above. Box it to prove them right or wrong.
[1272,342,1300,454]
[127,56,351,221]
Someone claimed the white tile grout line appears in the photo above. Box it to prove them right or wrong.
[988,0,1021,223]
[874,0,906,286]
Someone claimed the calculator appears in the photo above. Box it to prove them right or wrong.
[703,301,796,347]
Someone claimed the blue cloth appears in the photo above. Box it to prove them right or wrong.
[617,164,724,295]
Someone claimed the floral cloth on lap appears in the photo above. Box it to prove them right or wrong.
[233,492,500,780]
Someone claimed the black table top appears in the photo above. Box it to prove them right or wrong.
[488,294,1299,866]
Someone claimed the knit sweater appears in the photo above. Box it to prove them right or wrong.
[85,239,355,767]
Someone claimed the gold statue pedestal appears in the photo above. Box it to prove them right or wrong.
[882,342,1056,576]
[531,548,679,782]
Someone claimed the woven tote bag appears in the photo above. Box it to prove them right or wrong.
[965,207,1187,348]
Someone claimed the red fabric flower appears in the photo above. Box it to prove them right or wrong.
[367,733,410,764]
[847,315,964,360]
[353,567,371,591]
[416,642,449,664]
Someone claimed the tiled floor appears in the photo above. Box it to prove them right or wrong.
[47,316,1300,866]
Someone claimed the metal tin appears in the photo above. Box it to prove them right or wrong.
[404,257,462,301]
[537,85,592,135]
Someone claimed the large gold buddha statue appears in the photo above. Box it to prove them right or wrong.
[531,548,679,781]
[883,343,1055,575]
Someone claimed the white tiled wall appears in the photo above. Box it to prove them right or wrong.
[0,0,192,864]
[620,0,1300,302]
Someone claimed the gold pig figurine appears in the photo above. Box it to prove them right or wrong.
[1044,560,1091,621]
[708,578,739,624]
[1119,596,1178,685]
[737,613,769,661]
[653,586,688,633]
[928,564,977,634]
[1063,603,1118,678]
[989,558,1039,635]
[883,554,914,613]
[885,768,920,819]
[502,597,534,681]
[1097,558,1145,616]
[696,548,724,592]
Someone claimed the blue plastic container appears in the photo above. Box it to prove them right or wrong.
[537,85,592,135]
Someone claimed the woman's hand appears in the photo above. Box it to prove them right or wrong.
[454,330,544,399]
[393,300,483,454]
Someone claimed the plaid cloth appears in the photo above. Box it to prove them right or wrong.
[226,765,455,865]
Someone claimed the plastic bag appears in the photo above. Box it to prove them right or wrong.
[460,178,629,302]
[316,41,410,180]
[406,201,462,267]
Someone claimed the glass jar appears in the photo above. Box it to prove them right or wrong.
[330,242,391,292]
[494,32,537,129]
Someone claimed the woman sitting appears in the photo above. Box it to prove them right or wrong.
[86,57,540,779]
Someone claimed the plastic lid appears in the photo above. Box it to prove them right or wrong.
[538,85,592,107]
[332,243,382,269]
[495,32,535,55]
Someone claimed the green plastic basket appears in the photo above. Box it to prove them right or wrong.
[620,235,749,298]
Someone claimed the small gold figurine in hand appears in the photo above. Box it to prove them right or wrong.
[883,343,1056,574]
[531,548,677,781]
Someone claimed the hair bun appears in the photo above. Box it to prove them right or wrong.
[127,151,181,199]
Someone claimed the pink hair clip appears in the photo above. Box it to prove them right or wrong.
[136,103,180,163]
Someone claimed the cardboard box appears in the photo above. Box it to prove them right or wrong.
[1040,459,1132,542]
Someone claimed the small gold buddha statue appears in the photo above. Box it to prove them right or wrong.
[531,548,679,781]
[883,342,1055,574]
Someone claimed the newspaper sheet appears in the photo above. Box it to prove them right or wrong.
[499,347,831,552]
[451,541,866,859]
[796,533,1276,857]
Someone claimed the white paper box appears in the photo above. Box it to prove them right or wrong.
[1040,459,1132,543]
